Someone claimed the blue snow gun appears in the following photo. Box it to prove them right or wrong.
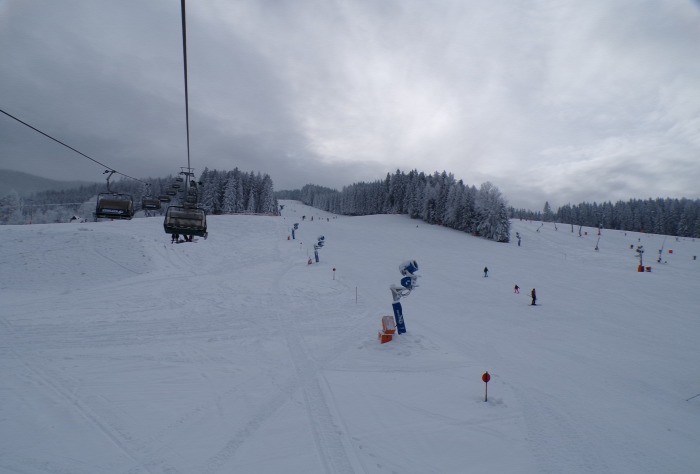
[400,260,419,276]
[393,259,420,298]
[401,275,417,290]
[399,260,419,289]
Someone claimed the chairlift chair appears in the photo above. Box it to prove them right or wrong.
[158,195,172,203]
[95,169,135,220]
[95,193,135,220]
[142,197,161,210]
[163,206,208,238]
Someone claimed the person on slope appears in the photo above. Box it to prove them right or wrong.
[483,266,489,277]
[514,284,520,294]
[530,288,537,306]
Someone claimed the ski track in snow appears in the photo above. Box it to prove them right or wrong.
[198,239,358,473]
[0,316,179,474]
[273,258,359,473]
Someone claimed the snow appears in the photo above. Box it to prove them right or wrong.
[1,200,699,474]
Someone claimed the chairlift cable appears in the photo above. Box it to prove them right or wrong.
[0,107,145,184]
[180,0,191,172]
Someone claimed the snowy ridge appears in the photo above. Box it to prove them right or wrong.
[1,200,699,473]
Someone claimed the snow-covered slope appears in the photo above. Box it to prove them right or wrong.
[1,200,699,473]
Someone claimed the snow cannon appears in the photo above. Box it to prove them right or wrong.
[400,260,419,276]
[401,274,418,290]
[390,284,410,302]
[293,223,299,229]
[389,260,420,335]
[316,235,325,247]
[399,260,419,289]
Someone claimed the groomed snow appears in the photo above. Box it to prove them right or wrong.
[1,200,699,473]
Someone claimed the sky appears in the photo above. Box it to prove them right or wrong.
[1,0,699,210]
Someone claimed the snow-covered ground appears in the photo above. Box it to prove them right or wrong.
[1,200,699,474]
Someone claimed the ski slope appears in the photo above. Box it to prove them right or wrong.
[1,200,699,474]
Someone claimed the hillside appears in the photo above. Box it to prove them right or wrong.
[0,169,98,197]
[1,201,699,473]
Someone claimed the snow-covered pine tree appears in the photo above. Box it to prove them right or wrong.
[543,201,553,222]
[259,174,278,214]
[246,187,257,214]
[199,169,223,214]
[475,181,510,242]
[0,190,23,224]
[222,173,238,214]
[442,181,463,228]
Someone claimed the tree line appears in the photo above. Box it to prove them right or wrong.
[0,168,278,224]
[278,169,511,242]
[509,198,700,238]
[196,168,278,215]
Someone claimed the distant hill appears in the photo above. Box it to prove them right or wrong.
[0,170,98,197]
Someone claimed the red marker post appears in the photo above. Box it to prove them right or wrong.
[482,371,491,402]
[332,268,336,280]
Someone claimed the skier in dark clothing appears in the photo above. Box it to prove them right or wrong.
[483,266,488,277]
[530,288,537,305]
[514,284,519,294]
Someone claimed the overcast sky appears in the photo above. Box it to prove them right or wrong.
[1,0,699,210]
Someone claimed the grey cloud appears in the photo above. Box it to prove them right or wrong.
[1,0,699,210]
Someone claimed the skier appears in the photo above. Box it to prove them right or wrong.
[530,288,537,306]
[514,284,519,294]
[483,266,489,277]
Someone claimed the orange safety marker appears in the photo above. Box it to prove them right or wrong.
[382,315,396,334]
[378,315,397,344]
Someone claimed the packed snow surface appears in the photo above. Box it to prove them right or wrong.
[1,200,699,473]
